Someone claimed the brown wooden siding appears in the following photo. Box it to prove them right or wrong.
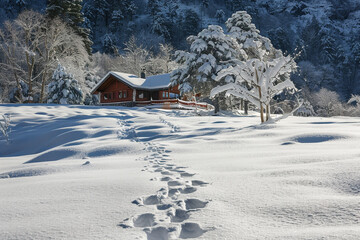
[100,76,133,103]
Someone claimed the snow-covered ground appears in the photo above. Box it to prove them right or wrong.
[1,104,360,239]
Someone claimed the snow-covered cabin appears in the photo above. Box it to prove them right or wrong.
[91,72,180,106]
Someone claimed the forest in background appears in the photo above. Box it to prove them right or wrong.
[0,0,359,116]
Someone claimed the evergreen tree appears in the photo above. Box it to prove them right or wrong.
[212,11,298,120]
[319,26,337,64]
[182,9,200,38]
[171,25,240,111]
[102,33,118,55]
[110,10,124,32]
[226,11,282,61]
[267,27,291,53]
[46,0,92,54]
[215,10,225,24]
[47,64,83,104]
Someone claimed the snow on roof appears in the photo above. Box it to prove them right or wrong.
[142,73,171,89]
[111,71,146,88]
[91,71,171,93]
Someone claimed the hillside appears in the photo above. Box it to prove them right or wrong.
[0,0,359,100]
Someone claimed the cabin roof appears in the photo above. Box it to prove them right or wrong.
[142,73,171,89]
[91,71,171,94]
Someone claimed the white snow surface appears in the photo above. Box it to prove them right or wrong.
[1,104,360,239]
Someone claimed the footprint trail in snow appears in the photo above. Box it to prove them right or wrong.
[117,115,211,239]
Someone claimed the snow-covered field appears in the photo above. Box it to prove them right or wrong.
[1,104,360,240]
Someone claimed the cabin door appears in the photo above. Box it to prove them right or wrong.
[151,91,159,100]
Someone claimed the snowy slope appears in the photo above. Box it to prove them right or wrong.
[1,104,360,239]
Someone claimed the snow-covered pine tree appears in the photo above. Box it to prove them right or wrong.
[293,100,315,117]
[151,13,169,39]
[319,26,337,64]
[171,25,240,111]
[16,0,26,12]
[102,33,118,55]
[46,0,93,54]
[226,11,282,61]
[47,64,83,105]
[210,11,298,121]
[215,10,225,24]
[182,9,201,37]
[110,9,124,32]
[9,81,29,103]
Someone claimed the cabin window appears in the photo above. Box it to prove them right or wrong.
[162,91,169,98]
[138,91,144,99]
[170,93,178,99]
[103,93,112,100]
[118,91,127,99]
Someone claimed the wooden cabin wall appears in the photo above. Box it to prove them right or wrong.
[100,76,133,103]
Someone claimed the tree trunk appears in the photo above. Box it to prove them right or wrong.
[40,69,47,103]
[14,72,23,103]
[260,103,265,123]
[255,70,264,122]
[244,100,248,115]
[266,104,270,121]
[214,97,220,113]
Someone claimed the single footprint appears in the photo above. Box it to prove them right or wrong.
[133,213,157,227]
[179,222,206,239]
[144,226,177,240]
[133,195,162,206]
[180,186,197,194]
[180,172,196,178]
[183,199,208,210]
[161,176,173,182]
[168,209,190,223]
[168,180,184,187]
[168,188,180,197]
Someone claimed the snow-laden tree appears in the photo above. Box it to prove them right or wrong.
[102,33,118,55]
[0,10,43,103]
[150,13,169,39]
[215,9,225,24]
[83,72,100,105]
[226,11,282,61]
[211,55,297,122]
[0,113,11,143]
[110,9,124,31]
[216,11,288,115]
[293,100,315,117]
[0,11,88,103]
[171,25,241,111]
[144,44,177,75]
[46,0,93,54]
[121,36,150,76]
[47,64,83,105]
[9,80,29,103]
[348,94,360,107]
[38,17,89,103]
[310,88,342,117]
